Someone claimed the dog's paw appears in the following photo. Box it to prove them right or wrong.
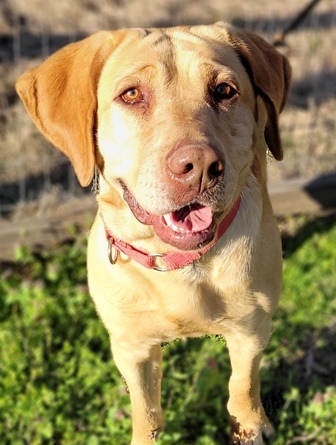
[231,420,274,444]
[232,428,262,445]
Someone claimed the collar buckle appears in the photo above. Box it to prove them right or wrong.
[149,253,170,272]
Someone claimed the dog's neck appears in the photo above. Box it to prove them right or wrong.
[102,196,241,272]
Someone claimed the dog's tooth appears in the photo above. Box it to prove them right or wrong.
[163,214,172,226]
[163,214,176,230]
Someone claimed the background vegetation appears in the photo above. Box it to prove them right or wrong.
[1,214,336,444]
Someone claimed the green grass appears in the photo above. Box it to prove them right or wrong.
[1,214,336,445]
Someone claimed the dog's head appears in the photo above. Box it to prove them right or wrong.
[16,23,291,251]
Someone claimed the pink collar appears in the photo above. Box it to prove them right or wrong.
[104,196,241,272]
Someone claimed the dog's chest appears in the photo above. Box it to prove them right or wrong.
[143,272,250,340]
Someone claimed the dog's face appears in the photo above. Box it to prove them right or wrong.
[97,27,257,250]
[16,24,291,251]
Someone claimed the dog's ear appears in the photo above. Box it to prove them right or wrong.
[16,31,127,186]
[217,23,291,160]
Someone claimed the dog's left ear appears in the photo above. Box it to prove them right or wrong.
[218,24,291,160]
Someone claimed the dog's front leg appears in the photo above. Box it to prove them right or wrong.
[224,324,274,445]
[111,340,163,445]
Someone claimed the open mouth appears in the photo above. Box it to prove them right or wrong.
[121,183,216,251]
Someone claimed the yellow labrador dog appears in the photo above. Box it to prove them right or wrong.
[16,23,291,444]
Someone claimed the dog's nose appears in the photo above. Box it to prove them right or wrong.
[166,142,224,193]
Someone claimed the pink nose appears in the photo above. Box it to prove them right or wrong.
[166,142,224,194]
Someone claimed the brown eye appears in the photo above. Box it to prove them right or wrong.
[121,88,143,104]
[213,83,237,102]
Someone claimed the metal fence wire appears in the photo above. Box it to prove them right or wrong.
[0,0,335,219]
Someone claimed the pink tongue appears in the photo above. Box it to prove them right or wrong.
[171,205,213,232]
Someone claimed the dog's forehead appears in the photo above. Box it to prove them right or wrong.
[104,25,243,82]
[143,24,231,49]
[139,25,239,67]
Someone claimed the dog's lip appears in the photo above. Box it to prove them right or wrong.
[121,182,154,225]
[154,215,217,251]
[120,181,217,251]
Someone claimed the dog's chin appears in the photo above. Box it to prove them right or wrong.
[121,183,217,251]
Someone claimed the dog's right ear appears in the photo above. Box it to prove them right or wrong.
[16,30,127,186]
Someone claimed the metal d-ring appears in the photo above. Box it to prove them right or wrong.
[107,238,120,265]
[149,253,169,272]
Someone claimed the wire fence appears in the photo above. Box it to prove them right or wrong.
[0,0,335,220]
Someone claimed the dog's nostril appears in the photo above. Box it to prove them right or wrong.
[209,161,224,178]
[184,163,194,174]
